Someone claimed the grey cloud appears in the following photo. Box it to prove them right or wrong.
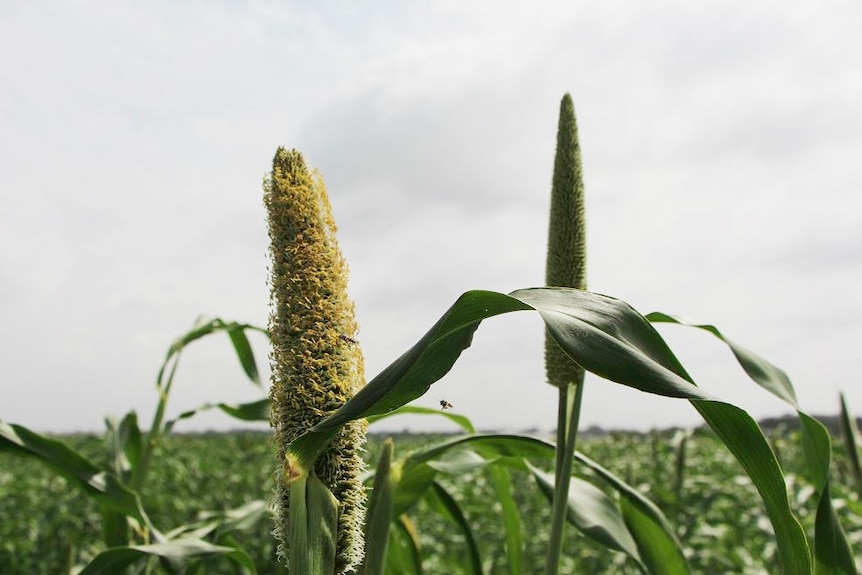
[3,0,862,432]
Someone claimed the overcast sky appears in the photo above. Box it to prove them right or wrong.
[1,1,860,436]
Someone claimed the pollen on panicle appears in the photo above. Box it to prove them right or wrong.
[265,147,368,572]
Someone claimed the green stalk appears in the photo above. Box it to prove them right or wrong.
[546,381,585,574]
[838,392,862,499]
[672,430,690,519]
[543,94,587,575]
[132,349,182,493]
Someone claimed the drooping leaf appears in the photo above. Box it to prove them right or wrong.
[393,462,437,517]
[285,287,811,572]
[157,318,266,391]
[0,421,142,521]
[386,516,423,574]
[78,539,256,575]
[165,500,270,541]
[530,463,645,571]
[424,481,483,575]
[164,399,270,433]
[647,312,855,572]
[225,322,263,387]
[512,289,711,400]
[367,405,476,434]
[690,400,811,574]
[575,452,689,574]
[646,313,797,405]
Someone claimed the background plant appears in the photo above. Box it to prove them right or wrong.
[5,414,860,573]
[1,317,271,574]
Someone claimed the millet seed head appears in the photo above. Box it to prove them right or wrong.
[264,147,368,573]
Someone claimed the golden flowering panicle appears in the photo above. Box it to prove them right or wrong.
[264,147,367,573]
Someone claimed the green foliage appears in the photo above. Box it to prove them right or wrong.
[1,318,270,574]
[4,428,861,574]
[839,393,862,499]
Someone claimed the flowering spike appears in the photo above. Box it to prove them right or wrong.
[264,147,367,572]
[545,94,587,388]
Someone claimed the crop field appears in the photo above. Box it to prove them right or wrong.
[2,425,860,574]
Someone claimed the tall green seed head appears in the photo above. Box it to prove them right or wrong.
[264,147,367,573]
[545,94,587,388]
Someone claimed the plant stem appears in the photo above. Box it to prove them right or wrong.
[132,350,181,493]
[545,380,585,575]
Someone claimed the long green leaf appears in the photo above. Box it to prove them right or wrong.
[425,481,483,575]
[387,516,423,574]
[166,500,269,541]
[156,318,266,391]
[575,453,690,574]
[0,421,142,520]
[530,463,645,571]
[78,539,256,575]
[838,392,862,498]
[286,287,810,572]
[393,434,554,519]
[647,312,855,572]
[288,290,532,467]
[488,465,523,575]
[532,298,810,573]
[814,479,856,575]
[646,313,798,405]
[374,431,686,573]
[164,399,270,433]
[367,405,476,434]
[690,400,810,573]
[225,322,263,387]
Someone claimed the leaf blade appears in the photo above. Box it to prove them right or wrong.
[0,420,142,520]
